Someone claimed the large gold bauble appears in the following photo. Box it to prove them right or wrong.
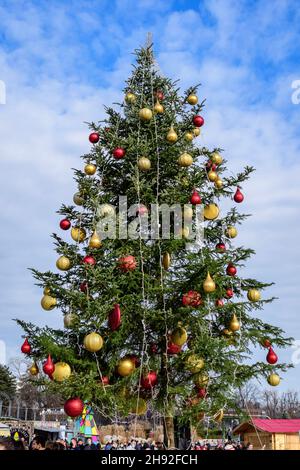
[183,206,193,221]
[166,126,178,143]
[154,101,164,114]
[125,92,136,104]
[117,358,135,377]
[84,332,103,352]
[89,231,102,249]
[29,362,39,376]
[178,152,193,167]
[84,163,97,175]
[162,252,171,270]
[99,204,115,218]
[171,326,188,346]
[203,203,219,220]
[208,170,218,182]
[41,295,57,310]
[56,256,72,271]
[194,372,209,388]
[203,272,216,293]
[184,132,194,142]
[213,409,224,422]
[229,313,240,332]
[178,226,190,239]
[137,157,151,171]
[130,398,147,415]
[215,178,223,189]
[186,355,205,373]
[71,227,86,243]
[64,312,78,328]
[247,289,261,302]
[268,373,280,386]
[52,362,71,382]
[225,226,237,238]
[211,152,223,165]
[187,94,198,105]
[193,127,201,137]
[73,192,84,206]
[139,108,153,121]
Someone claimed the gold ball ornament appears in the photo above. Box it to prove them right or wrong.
[137,157,151,171]
[154,100,164,114]
[229,313,240,332]
[247,289,261,302]
[84,332,103,352]
[56,256,72,271]
[130,398,147,415]
[187,94,198,105]
[203,272,216,293]
[178,226,190,239]
[89,231,102,249]
[268,373,280,386]
[203,203,219,220]
[73,192,84,206]
[208,170,218,182]
[193,127,201,137]
[162,252,171,270]
[225,226,238,238]
[194,372,209,388]
[117,357,135,377]
[166,126,178,143]
[52,362,71,382]
[171,325,188,346]
[215,178,223,189]
[211,152,223,165]
[64,312,78,328]
[99,204,115,218]
[183,206,193,221]
[84,163,97,175]
[41,295,57,311]
[139,107,153,121]
[71,227,86,243]
[125,92,136,104]
[178,152,193,167]
[29,362,39,376]
[186,355,205,373]
[184,132,194,142]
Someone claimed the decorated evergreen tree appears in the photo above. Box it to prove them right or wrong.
[17,44,292,447]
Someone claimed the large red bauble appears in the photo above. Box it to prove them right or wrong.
[83,255,96,266]
[226,263,237,276]
[206,162,217,171]
[101,376,110,386]
[89,132,99,144]
[215,299,224,307]
[193,115,204,127]
[108,304,121,331]
[190,190,202,205]
[60,219,71,230]
[266,347,278,364]
[141,371,158,389]
[127,354,141,368]
[216,242,226,252]
[113,147,126,159]
[43,354,55,376]
[155,90,164,101]
[21,338,31,354]
[234,187,244,203]
[64,397,84,418]
[80,281,88,293]
[118,255,137,272]
[167,342,181,355]
[182,290,202,307]
[197,388,207,399]
[225,288,234,298]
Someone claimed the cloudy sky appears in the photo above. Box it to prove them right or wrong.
[0,0,299,392]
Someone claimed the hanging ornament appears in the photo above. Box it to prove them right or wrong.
[113,147,126,159]
[101,376,110,386]
[206,161,217,171]
[229,313,240,331]
[215,178,223,189]
[43,355,55,376]
[261,338,271,348]
[167,342,181,355]
[154,100,164,114]
[89,132,99,144]
[215,299,224,307]
[190,190,201,205]
[139,108,152,121]
[89,231,102,249]
[83,255,96,266]
[186,355,205,373]
[184,132,194,142]
[194,372,209,388]
[60,219,71,230]
[197,388,207,399]
[29,362,39,376]
[99,204,115,217]
[80,281,88,293]
[141,371,158,389]
[64,312,78,328]
[64,397,84,417]
[155,90,164,101]
[225,288,234,299]
[234,187,244,203]
[84,332,103,352]
[184,206,193,221]
[43,286,51,295]
[225,226,237,238]
[187,94,198,105]
[267,373,280,386]
[137,156,151,171]
[118,255,137,272]
[226,263,237,276]
[171,325,188,346]
[266,347,278,364]
[117,357,135,377]
[178,226,190,239]
[108,304,121,331]
[73,192,85,206]
[216,242,226,252]
[211,152,223,165]
[166,125,178,143]
[203,272,216,293]
[52,362,71,382]
[56,256,72,271]
[193,127,201,137]
[136,204,148,216]
[213,409,224,423]
[84,163,97,175]
[130,397,147,415]
[162,252,171,270]
[178,152,193,167]
[193,115,204,127]
[182,290,202,307]
[21,338,31,354]
[247,289,261,302]
[41,295,57,310]
[125,92,136,104]
[203,203,219,220]
[208,170,218,182]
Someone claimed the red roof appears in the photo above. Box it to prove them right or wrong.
[252,419,300,433]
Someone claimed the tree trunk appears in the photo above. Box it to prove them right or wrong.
[163,415,175,449]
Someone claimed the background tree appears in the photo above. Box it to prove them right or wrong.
[0,365,16,400]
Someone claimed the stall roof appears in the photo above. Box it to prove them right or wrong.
[234,419,300,434]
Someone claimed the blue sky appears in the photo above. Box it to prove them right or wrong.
[0,0,300,392]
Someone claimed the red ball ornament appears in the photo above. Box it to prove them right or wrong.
[60,219,71,231]
[215,299,224,307]
[226,263,237,276]
[225,288,234,298]
[118,255,137,272]
[266,347,278,365]
[206,162,217,172]
[136,205,148,216]
[80,281,88,293]
[233,187,244,203]
[43,354,55,376]
[193,115,204,127]
[21,338,31,354]
[83,255,96,266]
[113,147,126,159]
[101,376,110,386]
[141,371,158,389]
[108,304,121,331]
[64,397,84,418]
[216,242,226,252]
[155,90,164,101]
[190,190,202,205]
[89,132,99,144]
[182,290,202,307]
[197,388,207,399]
[167,342,181,355]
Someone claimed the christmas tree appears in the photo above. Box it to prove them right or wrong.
[17,43,292,447]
